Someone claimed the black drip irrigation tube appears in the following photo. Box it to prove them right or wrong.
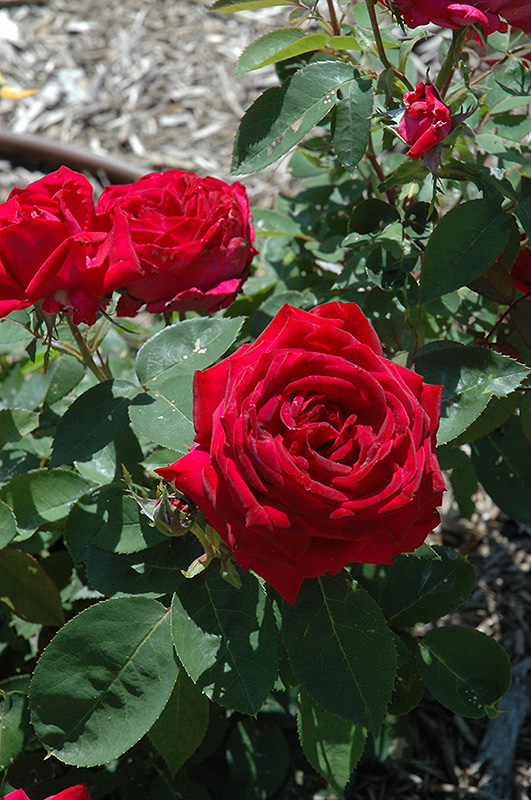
[0,129,149,184]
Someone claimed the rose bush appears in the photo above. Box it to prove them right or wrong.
[384,0,531,34]
[398,82,452,158]
[4,786,91,800]
[157,302,445,604]
[96,169,256,316]
[0,166,141,325]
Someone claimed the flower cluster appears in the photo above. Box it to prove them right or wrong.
[384,0,531,35]
[157,302,445,604]
[0,166,255,325]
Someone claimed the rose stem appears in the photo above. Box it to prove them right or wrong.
[365,0,415,90]
[435,27,468,98]
[66,316,112,382]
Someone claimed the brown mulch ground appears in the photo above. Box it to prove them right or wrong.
[0,1,529,798]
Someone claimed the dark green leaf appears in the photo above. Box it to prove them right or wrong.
[30,597,178,765]
[149,668,209,776]
[0,409,39,451]
[297,689,366,797]
[282,574,396,735]
[414,342,530,444]
[515,197,531,240]
[379,546,476,629]
[226,718,289,798]
[129,376,194,454]
[0,549,63,626]
[349,198,400,235]
[388,634,425,716]
[471,414,531,526]
[333,78,373,173]
[0,691,31,770]
[43,355,85,405]
[50,380,141,468]
[493,58,531,96]
[232,60,357,174]
[420,201,512,304]
[171,570,278,715]
[135,317,244,386]
[0,499,17,549]
[417,627,511,718]
[448,392,519,447]
[0,468,89,540]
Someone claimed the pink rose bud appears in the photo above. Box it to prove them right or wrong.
[398,82,452,159]
[96,169,257,317]
[156,302,445,605]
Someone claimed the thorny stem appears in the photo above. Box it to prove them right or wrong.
[367,134,396,205]
[365,0,415,90]
[66,316,112,382]
[484,293,531,344]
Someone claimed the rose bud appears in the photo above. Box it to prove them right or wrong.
[0,167,141,325]
[383,0,531,35]
[398,82,452,159]
[156,302,445,605]
[96,170,257,317]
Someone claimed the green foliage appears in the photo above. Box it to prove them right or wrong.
[0,549,63,626]
[29,597,178,765]
[282,574,397,735]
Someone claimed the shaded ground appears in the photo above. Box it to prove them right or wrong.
[0,0,529,797]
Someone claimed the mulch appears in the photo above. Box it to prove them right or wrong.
[0,1,529,798]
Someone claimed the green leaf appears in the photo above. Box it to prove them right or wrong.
[43,355,85,405]
[135,317,244,386]
[297,689,366,797]
[378,159,426,192]
[438,162,518,202]
[50,380,141,468]
[515,197,531,240]
[448,392,518,447]
[471,414,531,527]
[388,634,425,716]
[333,78,373,173]
[417,627,511,719]
[349,198,400,235]
[0,690,31,770]
[0,468,89,540]
[282,574,397,735]
[211,0,297,10]
[0,409,39,451]
[232,60,357,174]
[236,29,327,74]
[419,201,511,304]
[379,546,476,629]
[171,570,278,715]
[0,549,63,626]
[251,208,307,238]
[493,58,531,96]
[226,718,290,797]
[30,596,178,766]
[149,668,209,776]
[414,342,530,445]
[129,376,194,454]
[0,499,18,549]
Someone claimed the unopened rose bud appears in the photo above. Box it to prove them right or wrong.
[152,488,195,537]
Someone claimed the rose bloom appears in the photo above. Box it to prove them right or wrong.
[157,302,445,604]
[96,170,257,317]
[0,167,141,325]
[383,0,531,34]
[510,246,531,295]
[4,786,91,800]
[398,82,452,159]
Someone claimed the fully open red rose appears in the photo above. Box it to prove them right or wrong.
[398,82,452,159]
[96,170,257,317]
[4,785,91,800]
[384,0,531,34]
[156,302,445,604]
[0,167,141,325]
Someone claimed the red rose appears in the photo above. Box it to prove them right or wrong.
[96,170,257,317]
[384,0,531,34]
[510,246,531,295]
[4,785,91,800]
[156,302,445,604]
[0,167,141,325]
[398,82,452,159]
